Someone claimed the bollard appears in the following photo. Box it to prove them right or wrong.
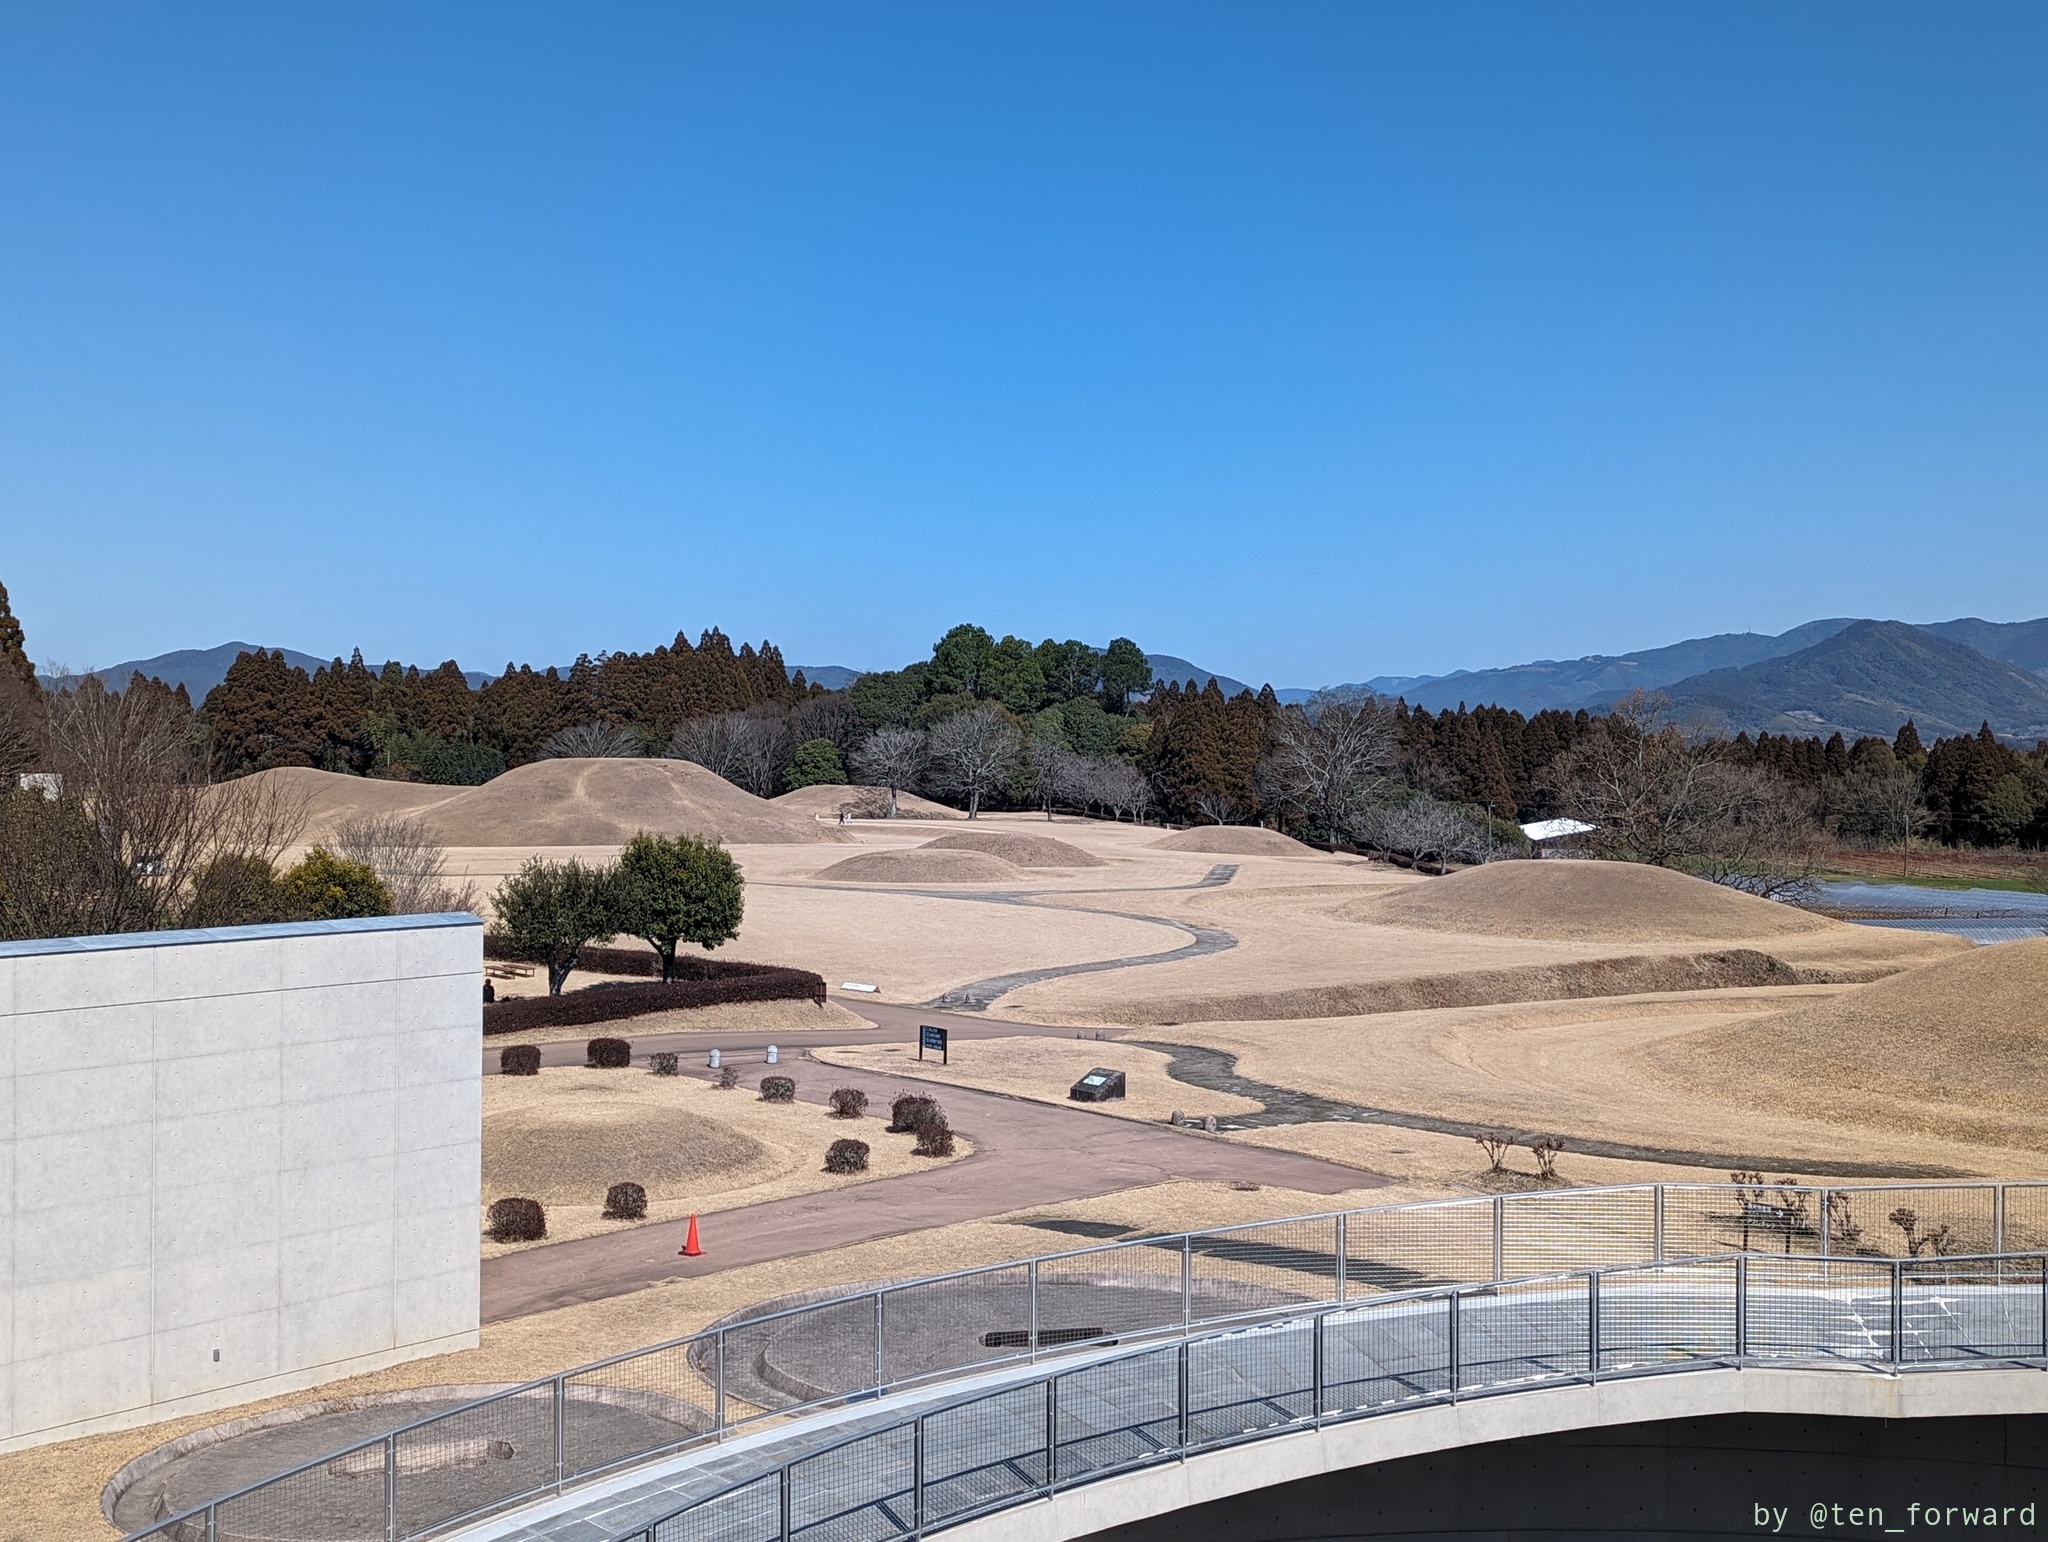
[766,1044,780,1065]
[708,1048,722,1069]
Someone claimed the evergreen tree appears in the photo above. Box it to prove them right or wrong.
[615,832,744,980]
[0,577,32,687]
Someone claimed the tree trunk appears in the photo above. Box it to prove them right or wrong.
[968,786,980,819]
[548,960,572,995]
[888,783,899,818]
[658,941,678,983]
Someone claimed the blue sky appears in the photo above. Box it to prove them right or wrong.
[3,3,2044,687]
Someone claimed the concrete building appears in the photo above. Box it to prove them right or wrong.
[0,912,482,1453]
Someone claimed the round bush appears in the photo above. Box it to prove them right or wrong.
[587,1037,632,1069]
[828,1086,868,1119]
[602,1182,648,1220]
[888,1093,940,1133]
[499,1045,541,1076]
[759,1075,796,1103]
[824,1139,871,1174]
[488,1197,546,1243]
[648,1051,679,1076]
[714,1063,740,1090]
[913,1117,956,1158]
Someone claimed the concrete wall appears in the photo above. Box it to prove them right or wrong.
[0,913,483,1453]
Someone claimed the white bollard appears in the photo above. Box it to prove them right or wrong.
[708,1049,722,1069]
[765,1044,780,1065]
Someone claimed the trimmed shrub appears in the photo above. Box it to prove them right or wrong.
[480,964,829,1034]
[499,1045,541,1076]
[715,1063,740,1090]
[824,1139,870,1174]
[603,1182,648,1220]
[488,1198,546,1243]
[913,1117,956,1158]
[888,1093,941,1133]
[759,1075,796,1103]
[648,1051,679,1076]
[587,1037,632,1069]
[828,1086,869,1119]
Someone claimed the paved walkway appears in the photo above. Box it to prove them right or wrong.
[480,1046,1380,1323]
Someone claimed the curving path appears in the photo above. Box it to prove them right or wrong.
[1131,1040,1964,1180]
[480,1048,1380,1323]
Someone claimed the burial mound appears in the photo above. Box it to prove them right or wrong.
[812,849,1022,884]
[1343,859,1835,943]
[236,757,838,847]
[1150,826,1318,857]
[485,1094,768,1204]
[921,831,1105,867]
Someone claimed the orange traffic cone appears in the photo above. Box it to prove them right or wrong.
[679,1214,702,1257]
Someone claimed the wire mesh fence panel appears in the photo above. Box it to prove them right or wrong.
[1596,1263,1739,1373]
[2000,1185,2048,1254]
[1744,1257,1895,1364]
[1501,1189,1656,1278]
[115,1517,203,1542]
[565,1340,720,1483]
[919,1384,1049,1527]
[788,1423,915,1542]
[1033,1239,1187,1346]
[1186,1318,1315,1447]
[1052,1346,1181,1482]
[1458,1279,1589,1392]
[653,1472,781,1542]
[1345,1200,1494,1293]
[209,1441,394,1542]
[390,1385,559,1535]
[1659,1185,1789,1259]
[1320,1294,1454,1413]
[1900,1256,2048,1364]
[1838,1186,1999,1260]
[880,1263,1033,1385]
[1187,1217,1340,1322]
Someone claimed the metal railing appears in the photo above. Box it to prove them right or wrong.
[618,1249,2048,1542]
[121,1180,2048,1542]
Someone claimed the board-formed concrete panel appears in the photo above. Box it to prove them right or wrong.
[0,913,482,1452]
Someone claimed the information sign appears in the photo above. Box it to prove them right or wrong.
[918,1024,949,1064]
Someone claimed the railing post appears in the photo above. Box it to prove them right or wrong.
[714,1331,727,1432]
[384,1432,398,1541]
[779,1463,792,1542]
[553,1376,566,1493]
[1653,1184,1665,1263]
[1892,1260,1905,1369]
[1734,1257,1748,1361]
[2039,1255,2046,1360]
[1491,1198,1504,1283]
[1994,1185,2006,1255]
[1176,1342,1191,1448]
[1587,1271,1601,1380]
[1334,1213,1347,1304]
[1819,1191,1831,1259]
[874,1291,886,1391]
[207,1504,218,1542]
[1044,1376,1059,1494]
[913,1415,926,1536]
[1182,1234,1193,1328]
[1447,1291,1461,1396]
[1028,1258,1040,1359]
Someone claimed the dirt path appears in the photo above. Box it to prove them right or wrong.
[479,1052,1382,1323]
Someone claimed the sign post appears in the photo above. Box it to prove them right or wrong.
[918,1024,948,1064]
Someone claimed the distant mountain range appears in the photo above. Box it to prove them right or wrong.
[41,642,494,697]
[1158,615,2048,743]
[49,617,2048,745]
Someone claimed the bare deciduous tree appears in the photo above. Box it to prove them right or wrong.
[1259,690,1397,850]
[2,674,305,938]
[1088,758,1152,823]
[668,711,786,797]
[1361,798,1492,872]
[926,707,1020,819]
[333,813,480,915]
[849,726,932,818]
[541,721,643,759]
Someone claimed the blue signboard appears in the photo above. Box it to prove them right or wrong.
[919,1024,948,1063]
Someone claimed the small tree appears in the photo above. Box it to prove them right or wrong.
[850,726,931,818]
[490,855,619,995]
[785,737,848,790]
[614,832,744,981]
[280,848,393,919]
